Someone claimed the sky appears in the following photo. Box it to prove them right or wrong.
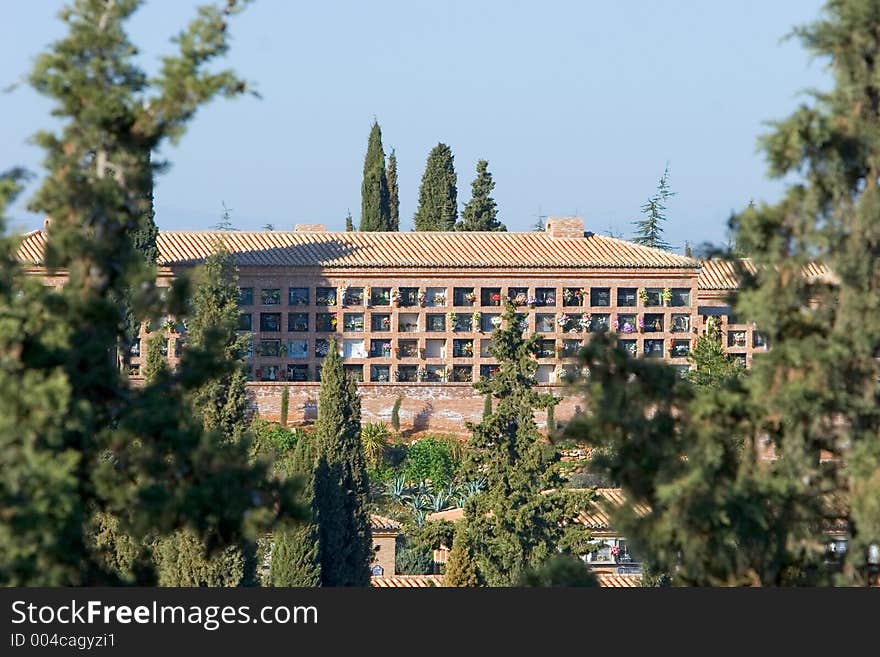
[1,0,830,252]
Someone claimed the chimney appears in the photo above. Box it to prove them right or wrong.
[545,216,584,239]
[294,224,327,232]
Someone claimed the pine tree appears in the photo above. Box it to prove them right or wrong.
[270,436,320,586]
[463,301,592,585]
[632,165,674,250]
[344,211,354,232]
[482,393,492,420]
[687,318,743,388]
[443,524,482,586]
[413,143,457,231]
[359,121,391,231]
[313,341,372,586]
[457,160,505,231]
[0,0,302,585]
[188,246,251,443]
[387,148,400,231]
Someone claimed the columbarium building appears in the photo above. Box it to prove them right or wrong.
[17,217,771,433]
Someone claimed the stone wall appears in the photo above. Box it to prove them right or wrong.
[247,382,586,436]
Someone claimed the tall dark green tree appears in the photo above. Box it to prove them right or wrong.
[413,143,457,231]
[188,246,251,443]
[462,302,592,585]
[457,160,505,231]
[687,317,743,389]
[270,435,321,586]
[344,211,354,232]
[387,148,400,231]
[632,165,673,250]
[143,333,168,384]
[313,341,372,586]
[0,0,301,586]
[359,121,391,231]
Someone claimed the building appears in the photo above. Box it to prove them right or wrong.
[369,514,401,578]
[17,216,798,433]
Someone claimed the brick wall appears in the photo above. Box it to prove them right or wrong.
[370,534,397,577]
[247,382,586,435]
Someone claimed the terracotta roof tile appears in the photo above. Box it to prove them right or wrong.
[370,514,401,532]
[596,573,643,587]
[370,575,443,588]
[574,488,650,530]
[698,258,833,290]
[426,508,465,523]
[17,229,699,270]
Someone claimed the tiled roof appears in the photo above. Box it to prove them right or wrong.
[16,229,699,270]
[370,514,401,532]
[596,573,643,587]
[698,258,833,290]
[574,488,651,530]
[370,575,443,588]
[426,508,465,523]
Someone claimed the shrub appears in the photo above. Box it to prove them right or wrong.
[403,437,455,486]
[361,422,391,469]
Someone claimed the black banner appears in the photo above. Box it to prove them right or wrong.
[0,587,875,654]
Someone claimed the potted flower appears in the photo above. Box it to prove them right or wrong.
[382,316,391,330]
[382,341,392,357]
[556,367,568,382]
[330,315,338,330]
[638,288,649,304]
[661,287,672,306]
[578,315,591,332]
[545,294,556,305]
[490,292,501,305]
[557,313,570,329]
[490,316,503,328]
[448,311,457,331]
[163,318,176,333]
[465,290,477,304]
[417,288,427,307]
[473,311,482,331]
[514,292,528,306]
[637,316,645,332]
[391,288,401,306]
[433,292,446,306]
[527,294,537,307]
[612,318,620,331]
[339,282,350,306]
[364,285,372,307]
[563,288,573,304]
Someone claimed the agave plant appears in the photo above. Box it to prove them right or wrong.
[429,490,450,513]
[407,493,430,514]
[411,508,427,527]
[387,475,408,504]
[456,478,487,506]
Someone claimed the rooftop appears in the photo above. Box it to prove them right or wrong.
[698,258,832,290]
[17,220,700,270]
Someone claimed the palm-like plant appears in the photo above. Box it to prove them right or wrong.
[361,422,391,470]
[429,490,450,513]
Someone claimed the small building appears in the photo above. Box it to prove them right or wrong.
[370,514,401,578]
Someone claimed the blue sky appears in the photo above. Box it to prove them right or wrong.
[2,0,829,252]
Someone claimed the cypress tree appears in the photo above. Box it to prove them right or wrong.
[270,435,321,586]
[188,246,251,443]
[143,334,167,384]
[632,165,673,250]
[442,524,482,587]
[344,211,354,232]
[545,397,556,435]
[391,394,402,434]
[313,341,372,586]
[387,148,400,231]
[0,0,302,585]
[463,301,592,585]
[359,121,391,231]
[457,160,505,231]
[413,143,457,231]
[280,385,290,426]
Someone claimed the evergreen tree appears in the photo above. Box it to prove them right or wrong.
[344,211,354,232]
[313,341,372,586]
[143,333,168,384]
[188,246,251,443]
[387,148,400,231]
[391,395,402,434]
[153,529,244,586]
[270,436,320,586]
[632,165,674,250]
[280,385,290,426]
[0,0,302,585]
[482,393,492,420]
[443,524,482,587]
[463,301,592,585]
[457,160,505,231]
[518,553,599,587]
[687,317,743,388]
[359,121,391,231]
[413,143,457,231]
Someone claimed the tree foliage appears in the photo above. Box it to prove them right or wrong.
[457,160,504,231]
[313,342,372,586]
[462,301,593,585]
[687,317,744,388]
[632,165,673,250]
[387,148,400,231]
[0,0,301,586]
[359,121,391,231]
[413,143,457,231]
